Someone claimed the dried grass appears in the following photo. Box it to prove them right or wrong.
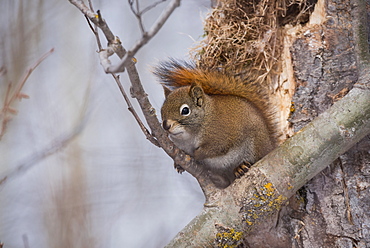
[192,0,313,89]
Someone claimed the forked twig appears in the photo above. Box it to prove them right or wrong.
[110,0,180,73]
[128,0,168,34]
[111,73,160,146]
[0,48,54,140]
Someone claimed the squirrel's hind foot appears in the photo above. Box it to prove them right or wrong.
[174,163,185,174]
[234,161,252,178]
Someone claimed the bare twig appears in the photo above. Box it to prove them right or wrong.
[111,73,160,146]
[128,0,146,34]
[85,15,103,51]
[69,0,116,43]
[129,0,168,34]
[0,48,54,140]
[141,0,168,15]
[8,48,54,105]
[86,0,102,51]
[109,0,180,73]
[0,119,85,188]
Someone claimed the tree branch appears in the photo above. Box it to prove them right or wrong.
[67,0,215,194]
[111,73,160,146]
[129,0,168,34]
[68,0,116,43]
[104,0,180,73]
[128,0,145,34]
[85,0,102,51]
[166,81,370,247]
[0,48,54,140]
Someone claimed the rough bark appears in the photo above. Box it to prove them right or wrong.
[246,0,370,246]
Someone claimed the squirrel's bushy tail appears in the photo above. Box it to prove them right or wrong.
[154,60,266,110]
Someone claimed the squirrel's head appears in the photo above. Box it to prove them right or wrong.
[161,84,206,145]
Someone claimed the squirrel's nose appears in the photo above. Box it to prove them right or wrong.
[162,120,171,130]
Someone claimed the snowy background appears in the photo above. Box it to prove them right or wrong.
[0,1,210,247]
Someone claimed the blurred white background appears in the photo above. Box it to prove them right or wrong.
[0,0,210,247]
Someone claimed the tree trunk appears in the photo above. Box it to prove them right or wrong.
[245,0,370,246]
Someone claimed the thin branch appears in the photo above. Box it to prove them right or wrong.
[128,0,168,34]
[108,0,181,73]
[0,115,87,188]
[141,0,168,15]
[85,15,102,51]
[111,73,160,146]
[135,0,145,33]
[0,83,12,139]
[68,0,116,43]
[9,48,54,104]
[0,48,54,140]
[128,0,145,34]
[83,0,157,146]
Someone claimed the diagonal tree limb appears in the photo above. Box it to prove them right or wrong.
[166,87,370,247]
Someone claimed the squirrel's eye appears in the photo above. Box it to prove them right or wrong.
[180,104,191,116]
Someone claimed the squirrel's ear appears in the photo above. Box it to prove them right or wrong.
[190,84,204,107]
[162,86,172,98]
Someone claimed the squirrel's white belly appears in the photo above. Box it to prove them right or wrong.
[203,146,246,170]
[169,133,200,157]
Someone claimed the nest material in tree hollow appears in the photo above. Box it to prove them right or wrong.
[191,0,317,88]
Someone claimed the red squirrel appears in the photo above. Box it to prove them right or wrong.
[155,60,278,188]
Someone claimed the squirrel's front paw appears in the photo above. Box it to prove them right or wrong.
[174,163,185,174]
[234,161,252,178]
